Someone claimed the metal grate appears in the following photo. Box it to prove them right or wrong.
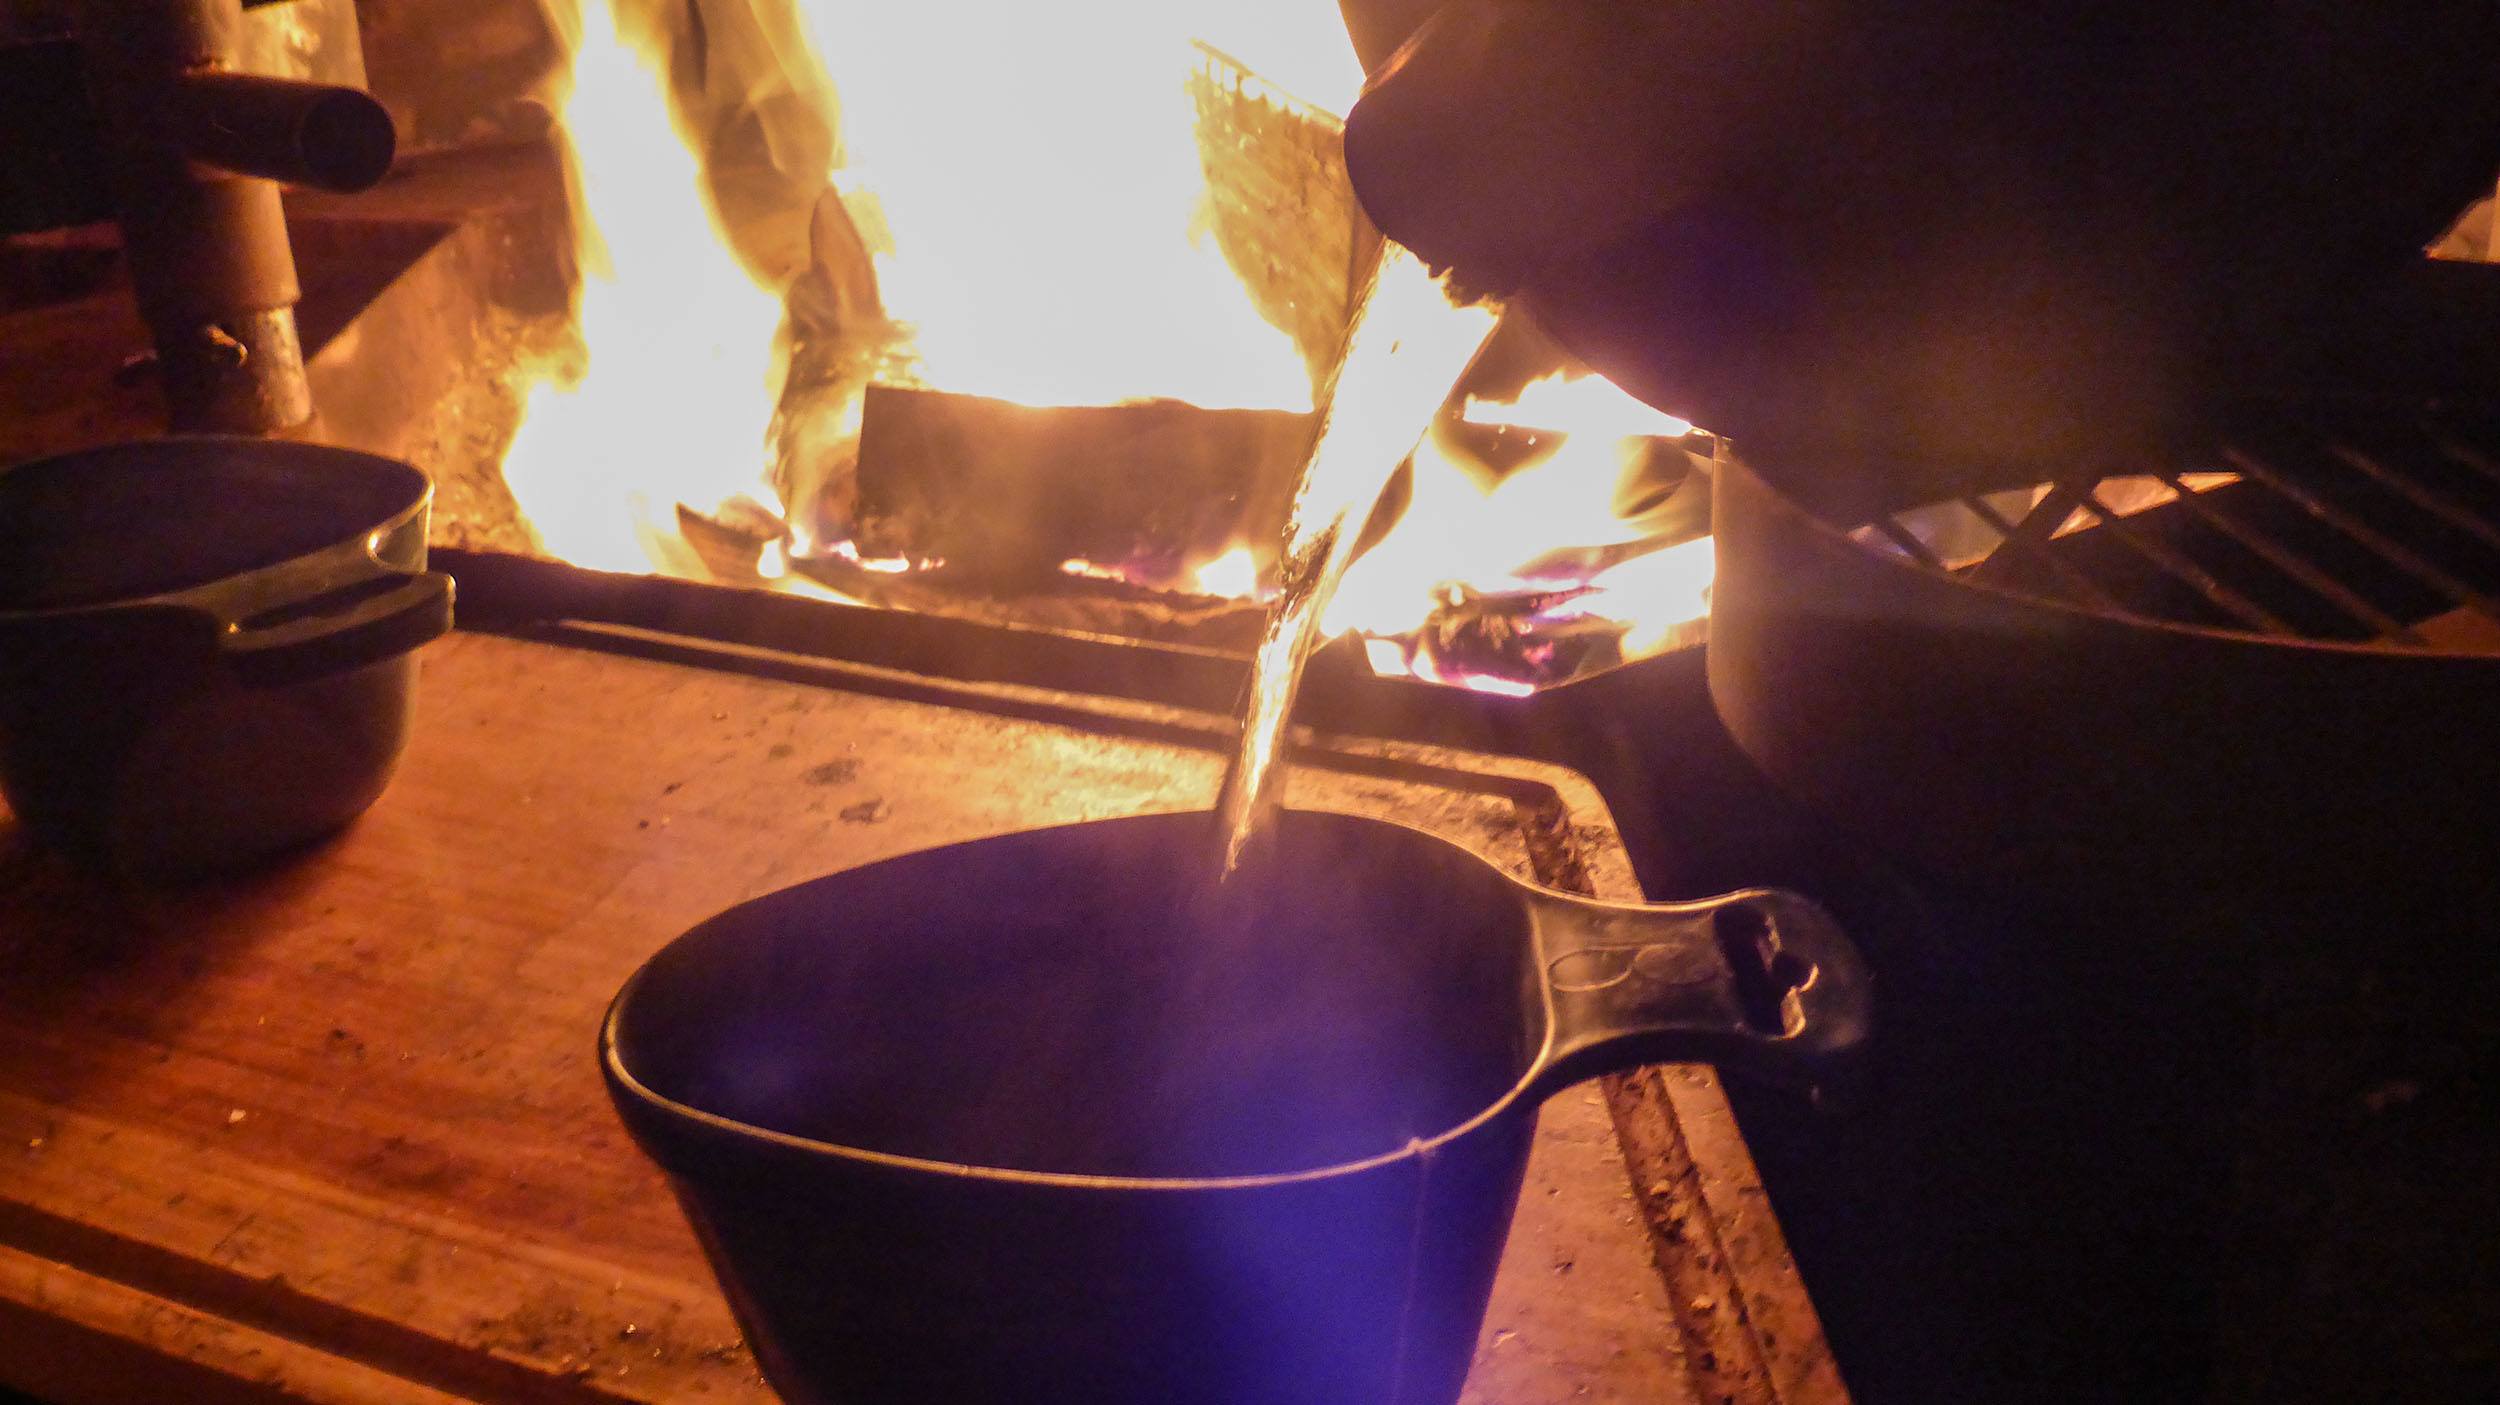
[1850,412,2500,650]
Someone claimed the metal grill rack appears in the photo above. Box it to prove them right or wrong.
[1852,410,2500,650]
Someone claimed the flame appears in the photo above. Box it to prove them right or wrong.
[789,1,1354,409]
[500,0,791,571]
[1064,544,1261,596]
[1059,557,1126,583]
[756,538,855,599]
[1191,545,1259,599]
[500,4,1714,694]
[1433,670,1539,699]
[1464,372,1693,439]
[506,1,1365,568]
[1326,369,1715,664]
[1599,535,1717,657]
[828,537,935,574]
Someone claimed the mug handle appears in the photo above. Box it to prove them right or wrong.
[1521,886,1871,1104]
[218,569,456,687]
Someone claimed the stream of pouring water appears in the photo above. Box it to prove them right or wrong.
[1209,245,1500,880]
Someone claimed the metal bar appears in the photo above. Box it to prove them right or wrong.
[2068,489,2295,634]
[2221,444,2500,627]
[2324,442,2500,554]
[2426,429,2500,493]
[1970,476,2096,583]
[1958,494,2128,611]
[1865,514,1947,570]
[2148,470,2425,645]
[2410,430,2500,500]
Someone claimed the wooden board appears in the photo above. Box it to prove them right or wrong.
[0,629,1833,1404]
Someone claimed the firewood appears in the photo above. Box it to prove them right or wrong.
[1411,582,1629,687]
[785,547,1269,651]
[770,185,906,548]
[851,383,1313,591]
[767,48,1371,571]
[674,497,784,582]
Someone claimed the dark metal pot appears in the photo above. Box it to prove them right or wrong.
[1706,448,2500,895]
[602,808,1867,1405]
[0,437,452,878]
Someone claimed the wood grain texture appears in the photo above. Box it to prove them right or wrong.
[0,629,1817,1403]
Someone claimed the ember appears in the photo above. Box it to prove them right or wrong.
[1409,583,1630,691]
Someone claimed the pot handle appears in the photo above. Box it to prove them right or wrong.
[218,569,456,687]
[1523,886,1870,1103]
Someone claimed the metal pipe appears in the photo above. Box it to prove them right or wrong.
[1862,514,1947,570]
[2427,426,2500,492]
[74,0,339,432]
[171,69,393,192]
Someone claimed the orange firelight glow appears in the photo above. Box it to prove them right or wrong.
[501,0,790,572]
[788,2,1355,410]
[501,1,1719,692]
[1329,390,1717,674]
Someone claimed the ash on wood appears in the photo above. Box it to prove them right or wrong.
[852,383,1314,590]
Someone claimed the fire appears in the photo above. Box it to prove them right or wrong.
[501,1,1717,694]
[500,0,791,572]
[1061,544,1259,597]
[1191,545,1259,599]
[789,2,1351,410]
[1463,372,1694,440]
[1327,370,1717,687]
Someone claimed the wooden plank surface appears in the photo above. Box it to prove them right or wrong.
[0,629,1777,1404]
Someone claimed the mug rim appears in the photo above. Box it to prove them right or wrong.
[0,436,433,623]
[599,808,1564,1194]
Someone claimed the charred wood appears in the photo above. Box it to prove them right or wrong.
[1410,582,1630,688]
[786,548,1269,652]
[770,184,906,548]
[851,383,1314,592]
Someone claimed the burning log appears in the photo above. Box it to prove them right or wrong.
[785,546,1269,651]
[770,185,907,547]
[851,383,1314,592]
[762,46,1368,575]
[1404,582,1632,691]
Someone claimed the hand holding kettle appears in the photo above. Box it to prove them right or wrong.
[1341,0,2500,514]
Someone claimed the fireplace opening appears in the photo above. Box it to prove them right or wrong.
[344,0,1722,696]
